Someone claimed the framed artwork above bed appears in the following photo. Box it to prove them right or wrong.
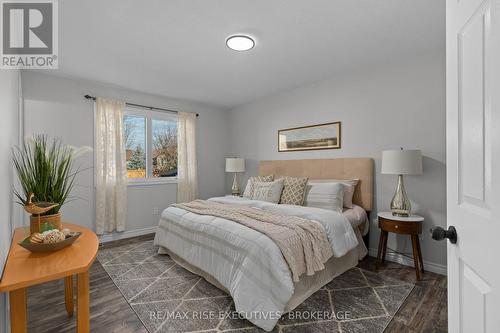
[278,121,341,152]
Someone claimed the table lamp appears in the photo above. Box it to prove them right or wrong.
[381,149,422,216]
[225,158,245,196]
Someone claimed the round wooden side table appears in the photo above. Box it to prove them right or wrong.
[376,212,425,280]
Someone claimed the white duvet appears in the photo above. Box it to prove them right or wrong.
[154,196,359,331]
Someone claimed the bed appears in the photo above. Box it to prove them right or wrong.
[154,158,373,331]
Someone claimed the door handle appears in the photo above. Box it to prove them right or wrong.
[430,226,457,244]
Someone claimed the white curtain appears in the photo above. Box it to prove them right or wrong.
[177,111,198,203]
[95,97,127,234]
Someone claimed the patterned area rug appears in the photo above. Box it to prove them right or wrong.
[98,239,413,333]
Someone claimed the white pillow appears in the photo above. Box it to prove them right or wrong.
[303,182,344,212]
[242,175,274,198]
[251,179,284,203]
[243,182,251,198]
[308,179,359,208]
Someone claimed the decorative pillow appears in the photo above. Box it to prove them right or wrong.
[303,182,344,212]
[279,176,309,205]
[308,179,359,208]
[251,179,284,203]
[243,175,274,198]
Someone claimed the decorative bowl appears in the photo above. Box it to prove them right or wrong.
[18,232,82,253]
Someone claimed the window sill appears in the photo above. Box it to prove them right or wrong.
[127,178,178,187]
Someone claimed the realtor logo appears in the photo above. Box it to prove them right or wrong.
[1,0,58,69]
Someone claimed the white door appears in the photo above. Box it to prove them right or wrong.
[446,0,500,332]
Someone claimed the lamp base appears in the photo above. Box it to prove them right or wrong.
[391,210,410,217]
[231,173,240,196]
[390,175,411,217]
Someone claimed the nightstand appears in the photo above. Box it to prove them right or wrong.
[376,212,424,280]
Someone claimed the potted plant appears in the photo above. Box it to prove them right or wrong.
[13,135,91,233]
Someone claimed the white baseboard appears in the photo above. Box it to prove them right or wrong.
[368,248,447,276]
[99,226,158,243]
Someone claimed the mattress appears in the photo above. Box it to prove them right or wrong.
[343,204,369,234]
[162,244,359,313]
[343,204,369,260]
[154,197,365,331]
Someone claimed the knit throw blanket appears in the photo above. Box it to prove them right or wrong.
[173,200,333,282]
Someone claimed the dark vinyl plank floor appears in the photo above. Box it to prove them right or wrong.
[27,234,154,333]
[26,234,447,333]
[358,257,447,333]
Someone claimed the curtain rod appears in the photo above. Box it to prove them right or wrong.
[84,95,199,117]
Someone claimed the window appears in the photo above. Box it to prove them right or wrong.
[123,108,177,182]
[152,119,177,177]
[124,115,146,178]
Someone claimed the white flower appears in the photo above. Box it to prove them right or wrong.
[68,145,93,158]
[24,135,35,144]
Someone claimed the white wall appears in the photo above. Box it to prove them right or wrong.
[0,70,21,333]
[20,53,448,272]
[21,71,230,234]
[227,54,447,272]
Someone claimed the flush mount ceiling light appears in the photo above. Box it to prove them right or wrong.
[226,35,255,51]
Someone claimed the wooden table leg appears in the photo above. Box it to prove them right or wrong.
[77,271,90,333]
[416,236,424,273]
[411,235,422,281]
[9,288,27,333]
[65,275,74,317]
[376,231,384,270]
[381,231,388,263]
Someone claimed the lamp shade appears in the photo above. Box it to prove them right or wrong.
[225,158,245,173]
[381,150,422,175]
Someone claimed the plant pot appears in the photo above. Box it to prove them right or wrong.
[30,213,62,234]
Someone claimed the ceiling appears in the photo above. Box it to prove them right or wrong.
[55,0,444,109]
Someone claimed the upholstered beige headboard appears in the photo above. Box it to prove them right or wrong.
[259,158,374,211]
